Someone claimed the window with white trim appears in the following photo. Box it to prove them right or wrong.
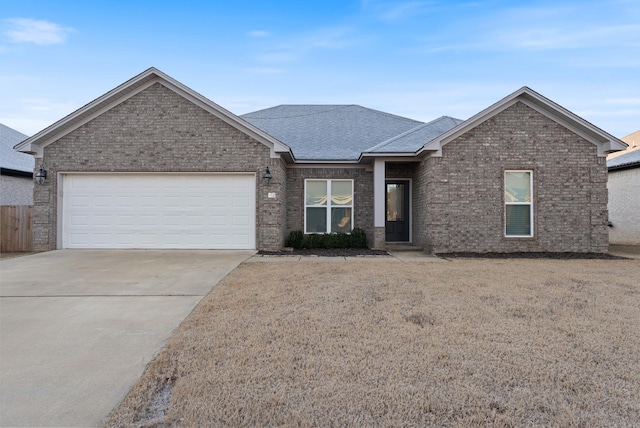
[305,179,353,233]
[504,170,533,237]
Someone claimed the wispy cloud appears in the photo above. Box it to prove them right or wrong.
[494,23,640,51]
[254,26,361,63]
[604,97,640,106]
[3,18,74,45]
[418,22,640,54]
[307,26,359,48]
[361,0,434,23]
[0,96,81,134]
[247,30,271,38]
[245,67,286,74]
[413,2,640,55]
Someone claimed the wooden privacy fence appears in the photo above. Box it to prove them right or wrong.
[1,205,33,252]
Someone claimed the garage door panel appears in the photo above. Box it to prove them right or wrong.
[62,174,256,249]
[69,214,89,226]
[94,196,112,207]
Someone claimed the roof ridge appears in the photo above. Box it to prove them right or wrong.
[364,116,462,153]
[242,105,356,120]
[365,123,428,152]
[357,105,424,124]
[242,105,425,123]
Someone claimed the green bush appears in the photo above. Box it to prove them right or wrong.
[297,228,368,249]
[286,230,304,249]
[350,228,367,248]
[334,232,350,248]
[307,233,325,248]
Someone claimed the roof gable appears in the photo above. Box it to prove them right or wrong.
[362,116,463,158]
[14,68,292,160]
[1,123,33,172]
[241,105,423,161]
[419,87,627,158]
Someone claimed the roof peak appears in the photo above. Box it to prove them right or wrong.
[242,104,424,124]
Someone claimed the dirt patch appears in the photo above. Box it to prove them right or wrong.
[105,258,640,427]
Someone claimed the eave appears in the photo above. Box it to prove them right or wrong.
[14,67,295,161]
[417,87,628,158]
[358,152,421,163]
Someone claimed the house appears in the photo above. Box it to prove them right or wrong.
[1,124,33,205]
[607,130,640,245]
[15,68,627,253]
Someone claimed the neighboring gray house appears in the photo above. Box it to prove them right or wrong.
[1,124,33,205]
[607,131,640,245]
[15,68,627,253]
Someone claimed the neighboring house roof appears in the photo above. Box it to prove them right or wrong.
[608,129,640,161]
[607,149,640,171]
[14,67,294,161]
[419,87,627,158]
[241,105,424,161]
[621,129,640,149]
[1,123,33,175]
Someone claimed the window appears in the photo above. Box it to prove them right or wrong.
[504,171,533,237]
[305,179,353,233]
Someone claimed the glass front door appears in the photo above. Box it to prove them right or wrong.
[385,180,410,242]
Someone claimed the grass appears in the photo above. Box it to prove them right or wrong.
[105,257,640,427]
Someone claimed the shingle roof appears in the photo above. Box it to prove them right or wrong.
[241,105,424,161]
[1,124,33,172]
[607,149,640,170]
[364,116,463,154]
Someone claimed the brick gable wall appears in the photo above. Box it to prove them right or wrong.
[422,101,608,253]
[34,83,285,251]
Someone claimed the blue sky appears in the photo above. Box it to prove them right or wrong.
[1,0,638,138]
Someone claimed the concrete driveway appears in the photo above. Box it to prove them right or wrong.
[0,249,254,427]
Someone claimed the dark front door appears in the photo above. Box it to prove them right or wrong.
[385,180,410,242]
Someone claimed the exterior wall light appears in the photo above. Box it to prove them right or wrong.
[262,167,272,186]
[35,168,48,185]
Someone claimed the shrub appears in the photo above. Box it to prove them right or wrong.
[286,230,304,249]
[333,232,350,248]
[350,228,367,248]
[298,228,368,249]
[307,233,325,249]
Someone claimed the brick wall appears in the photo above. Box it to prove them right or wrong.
[422,101,608,253]
[34,82,284,251]
[261,158,288,250]
[285,167,374,245]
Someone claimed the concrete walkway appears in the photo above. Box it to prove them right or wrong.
[0,249,254,427]
[246,251,446,263]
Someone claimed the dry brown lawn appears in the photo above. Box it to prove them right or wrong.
[105,257,640,427]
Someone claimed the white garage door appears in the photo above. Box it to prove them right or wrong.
[62,174,256,249]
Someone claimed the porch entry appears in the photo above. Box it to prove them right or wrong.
[385,180,410,242]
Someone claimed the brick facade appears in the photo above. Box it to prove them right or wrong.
[33,83,285,251]
[285,167,374,245]
[421,102,609,253]
[31,78,614,254]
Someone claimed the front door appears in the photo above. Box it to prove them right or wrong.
[385,180,410,242]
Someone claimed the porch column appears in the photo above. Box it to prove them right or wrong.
[373,158,386,249]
